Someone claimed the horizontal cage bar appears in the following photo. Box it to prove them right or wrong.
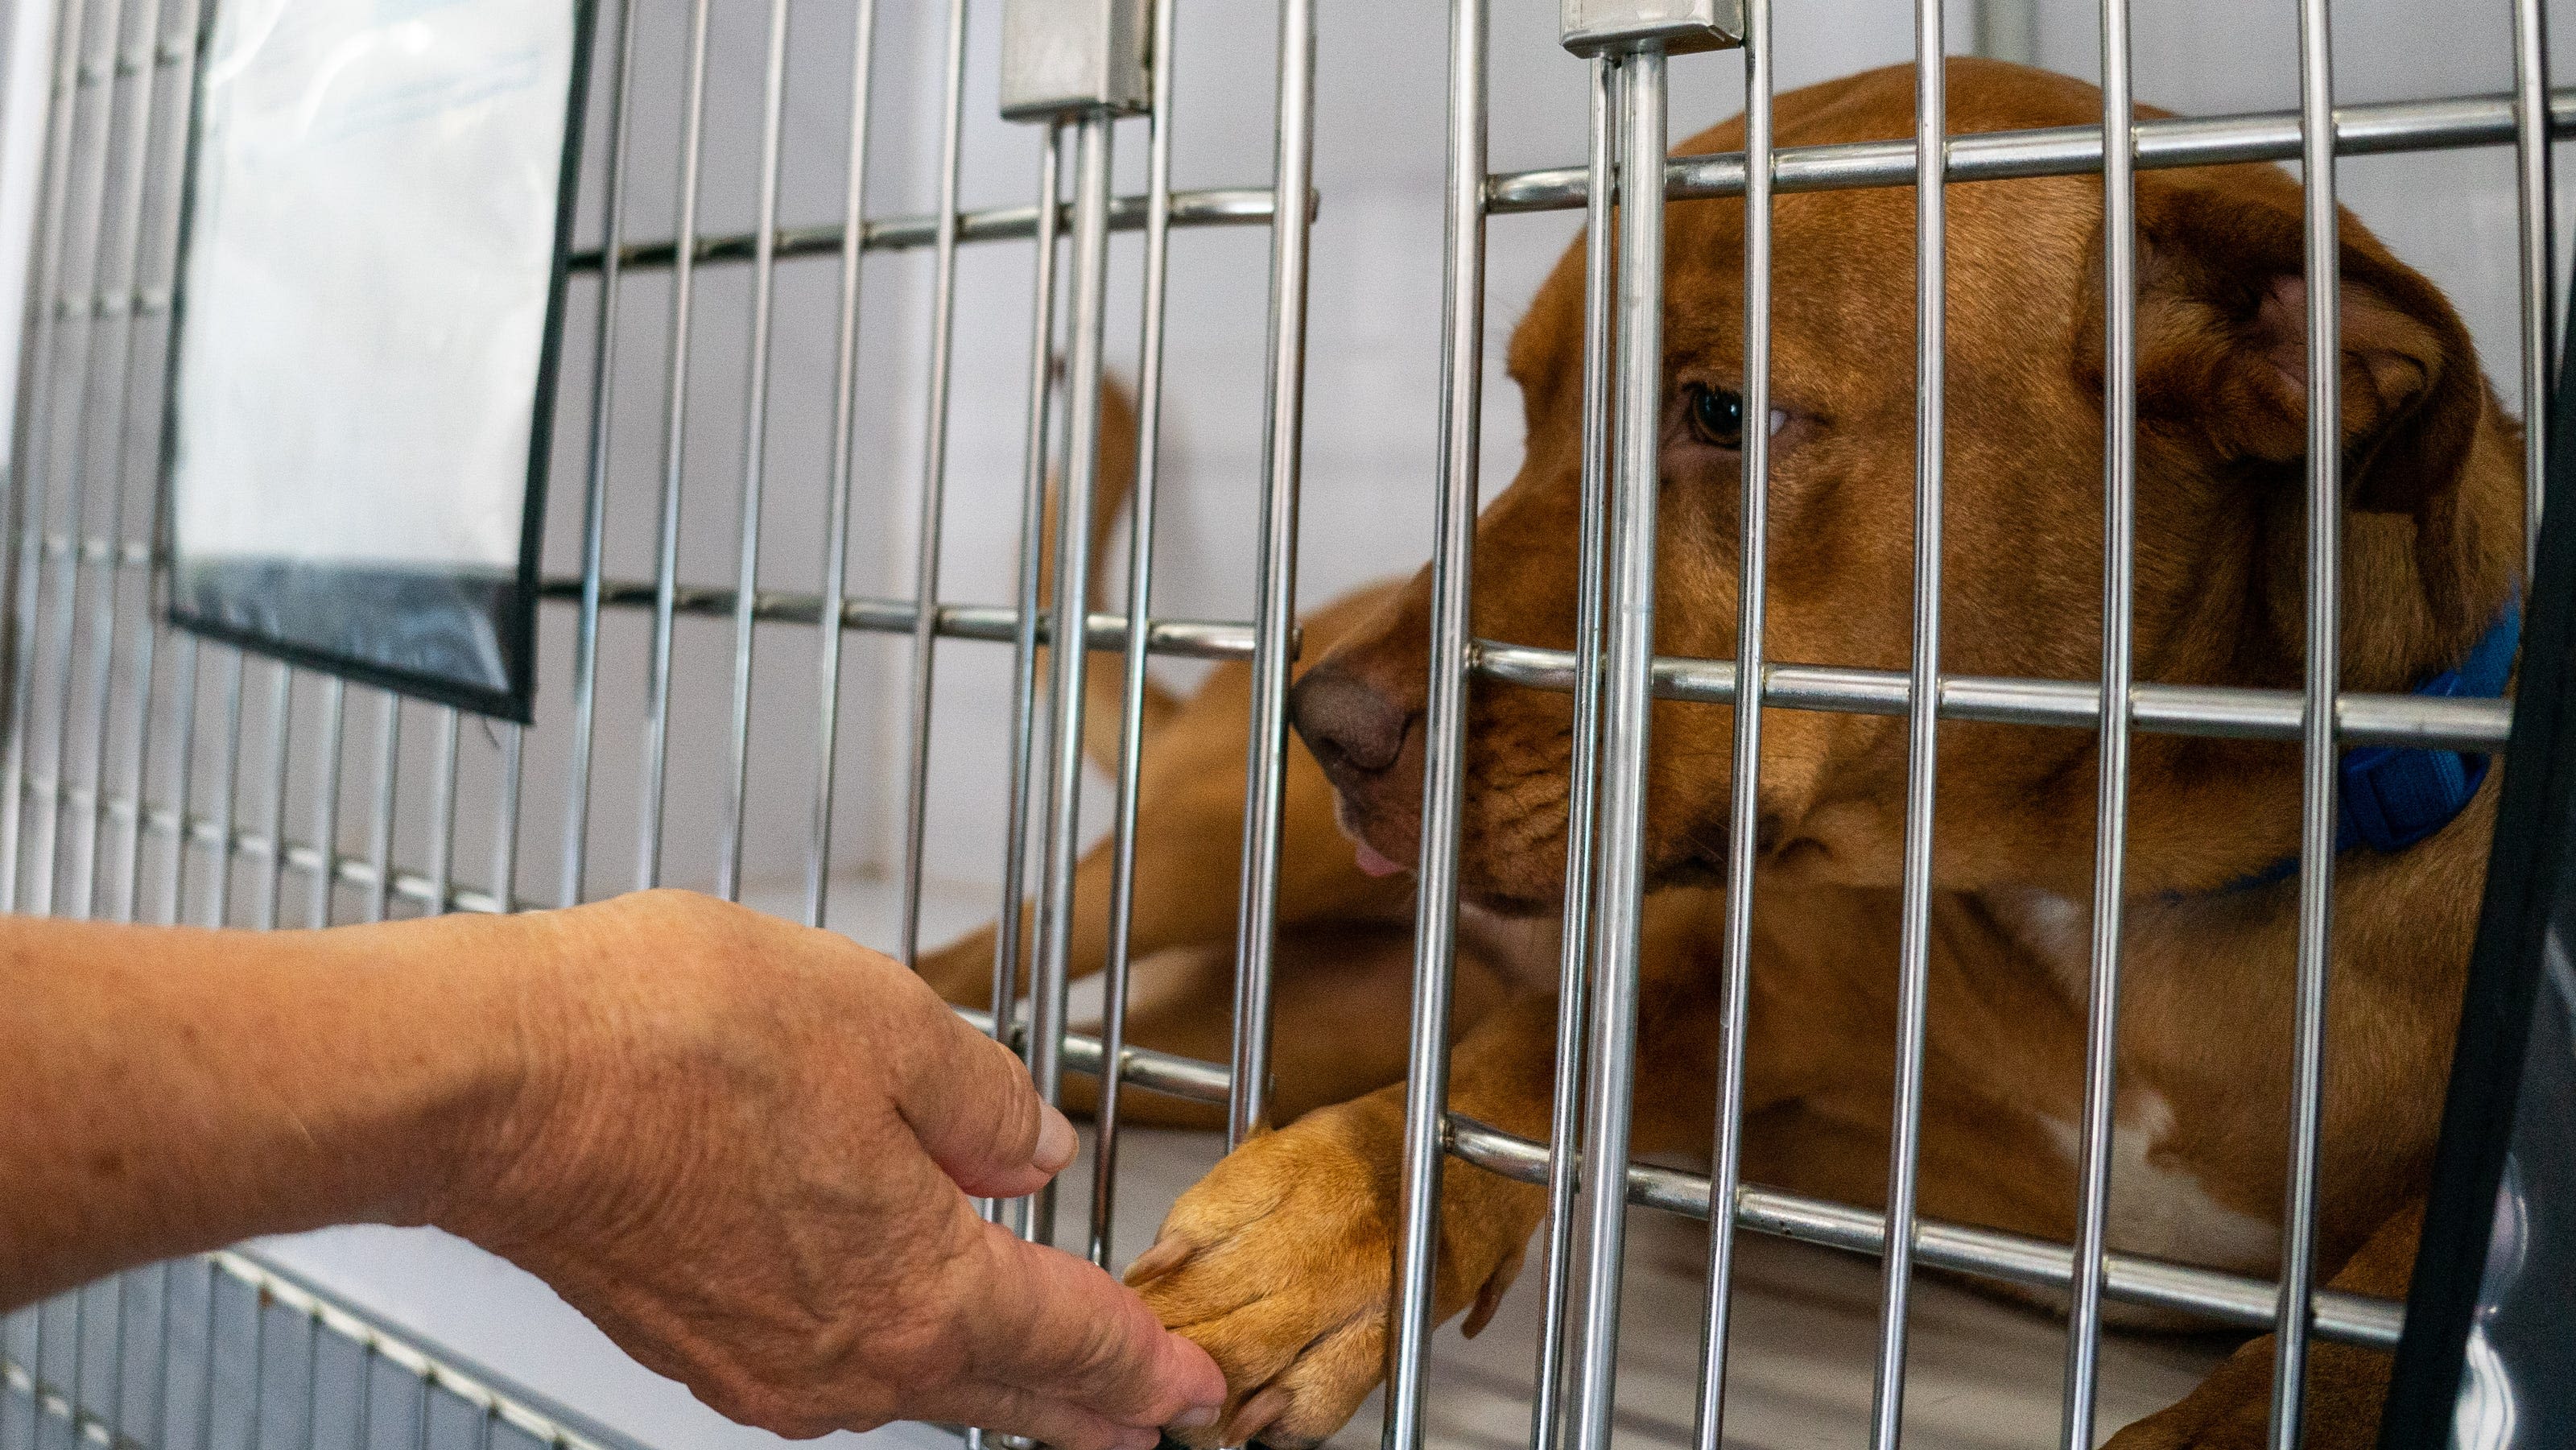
[1444,1117,2405,1351]
[1486,87,2576,213]
[1472,639,2512,752]
[939,1008,2406,1354]
[568,186,1300,275]
[531,576,1270,662]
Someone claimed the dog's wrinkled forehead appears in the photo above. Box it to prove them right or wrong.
[1510,58,2161,421]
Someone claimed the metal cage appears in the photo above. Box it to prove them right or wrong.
[0,0,2566,1448]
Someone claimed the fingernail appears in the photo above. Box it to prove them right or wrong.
[1172,1406,1220,1431]
[1035,1105,1079,1173]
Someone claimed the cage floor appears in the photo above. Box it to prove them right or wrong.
[252,875,2232,1450]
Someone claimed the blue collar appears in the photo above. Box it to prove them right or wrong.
[2232,602,2521,891]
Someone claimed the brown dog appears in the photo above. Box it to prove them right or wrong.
[925,58,2521,1450]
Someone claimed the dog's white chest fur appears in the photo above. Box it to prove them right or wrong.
[2039,1093,2280,1273]
[1992,888,2281,1273]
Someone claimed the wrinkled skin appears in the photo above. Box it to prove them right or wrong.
[1100,60,2516,1450]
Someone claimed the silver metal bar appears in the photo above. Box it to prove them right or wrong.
[83,790,534,917]
[214,1250,656,1450]
[634,0,715,891]
[2274,0,2343,1440]
[1385,2,1483,1443]
[69,0,190,925]
[245,1277,269,1450]
[104,577,156,924]
[159,631,200,925]
[425,708,461,917]
[365,693,401,923]
[1228,0,1319,1151]
[255,664,294,932]
[2512,0,2554,572]
[26,0,132,920]
[1869,15,1946,1446]
[0,22,97,910]
[716,0,795,904]
[895,0,972,969]
[803,0,882,929]
[1090,0,1183,1271]
[1030,111,1118,1250]
[1530,51,1612,1450]
[995,121,1066,1047]
[539,576,1267,659]
[2062,1,2138,1440]
[1468,642,2511,753]
[307,678,346,929]
[1693,3,1773,1442]
[1442,1117,2406,1349]
[203,649,246,927]
[566,188,1281,273]
[559,0,640,910]
[1484,89,2576,213]
[492,724,524,921]
[1570,45,1666,1450]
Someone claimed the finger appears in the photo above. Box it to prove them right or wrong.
[965,1224,1227,1428]
[944,1382,1161,1450]
[894,994,1080,1199]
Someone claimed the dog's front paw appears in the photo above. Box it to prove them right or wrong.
[2107,1334,2389,1450]
[1125,1109,1397,1449]
[1126,1094,1530,1450]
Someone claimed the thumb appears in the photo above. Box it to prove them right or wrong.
[898,1009,1080,1199]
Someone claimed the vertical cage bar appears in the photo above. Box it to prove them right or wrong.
[27,0,133,919]
[70,0,187,924]
[1228,0,1319,1148]
[255,664,293,931]
[2060,0,2138,1441]
[425,708,460,915]
[634,0,715,890]
[2512,0,2554,573]
[1030,109,1117,1250]
[994,122,1064,1084]
[203,648,246,927]
[306,679,345,928]
[365,693,400,923]
[716,0,795,903]
[0,0,94,923]
[102,0,212,928]
[1385,0,1484,1442]
[895,0,972,969]
[159,631,200,925]
[803,0,881,929]
[1091,0,1183,1270]
[493,724,524,913]
[1567,49,1666,1450]
[2273,0,2343,1441]
[193,1258,217,1450]
[1530,51,1616,1450]
[1692,5,1775,1444]
[559,0,638,910]
[1868,15,1947,1448]
[105,588,158,924]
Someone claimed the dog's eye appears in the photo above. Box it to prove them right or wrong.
[1687,384,1745,448]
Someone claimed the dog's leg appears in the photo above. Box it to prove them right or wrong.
[1126,944,1725,1450]
[1053,922,1532,1131]
[2103,1200,2421,1450]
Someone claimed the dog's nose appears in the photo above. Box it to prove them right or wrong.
[1291,667,1409,783]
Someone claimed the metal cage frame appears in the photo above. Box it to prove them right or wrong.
[1,0,2566,1448]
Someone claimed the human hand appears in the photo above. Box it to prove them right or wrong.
[432,890,1223,1448]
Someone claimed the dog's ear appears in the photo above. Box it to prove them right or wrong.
[2076,177,2482,522]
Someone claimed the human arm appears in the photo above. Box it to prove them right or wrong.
[0,891,1222,1449]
